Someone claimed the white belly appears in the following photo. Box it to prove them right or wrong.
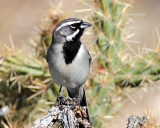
[47,43,90,88]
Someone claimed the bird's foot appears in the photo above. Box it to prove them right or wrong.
[76,97,81,109]
[55,86,63,106]
[55,93,63,106]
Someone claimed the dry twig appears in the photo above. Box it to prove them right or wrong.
[126,116,147,128]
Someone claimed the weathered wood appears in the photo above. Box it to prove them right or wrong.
[126,116,147,128]
[32,96,93,128]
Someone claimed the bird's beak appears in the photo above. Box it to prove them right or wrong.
[80,21,92,29]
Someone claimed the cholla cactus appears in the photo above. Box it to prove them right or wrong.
[93,0,128,72]
[92,0,160,87]
[90,0,160,127]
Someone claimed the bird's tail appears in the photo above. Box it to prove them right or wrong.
[67,86,92,125]
[81,88,92,125]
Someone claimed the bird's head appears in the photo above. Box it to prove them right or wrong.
[52,18,91,43]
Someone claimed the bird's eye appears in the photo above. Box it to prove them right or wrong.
[71,24,76,29]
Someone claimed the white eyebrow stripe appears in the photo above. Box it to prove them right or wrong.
[66,29,80,41]
[56,21,81,31]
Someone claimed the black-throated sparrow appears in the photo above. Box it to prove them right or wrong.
[46,18,92,124]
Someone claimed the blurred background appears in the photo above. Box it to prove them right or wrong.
[0,0,89,53]
[0,0,160,127]
[1,0,160,51]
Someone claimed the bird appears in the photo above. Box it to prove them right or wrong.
[46,18,92,124]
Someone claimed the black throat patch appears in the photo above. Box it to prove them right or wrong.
[62,40,81,64]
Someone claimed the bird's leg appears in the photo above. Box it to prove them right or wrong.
[77,86,81,108]
[55,85,62,106]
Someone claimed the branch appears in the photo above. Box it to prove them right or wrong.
[32,96,93,128]
[126,116,147,128]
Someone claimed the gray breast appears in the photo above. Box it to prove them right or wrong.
[47,43,90,89]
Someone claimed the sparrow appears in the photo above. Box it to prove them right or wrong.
[46,18,92,124]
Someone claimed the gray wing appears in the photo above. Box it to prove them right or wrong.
[87,49,91,66]
[82,43,91,66]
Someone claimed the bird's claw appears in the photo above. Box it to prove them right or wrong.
[76,97,81,109]
[55,86,63,106]
[55,92,61,106]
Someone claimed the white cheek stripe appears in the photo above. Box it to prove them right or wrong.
[66,29,80,41]
[56,21,81,31]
